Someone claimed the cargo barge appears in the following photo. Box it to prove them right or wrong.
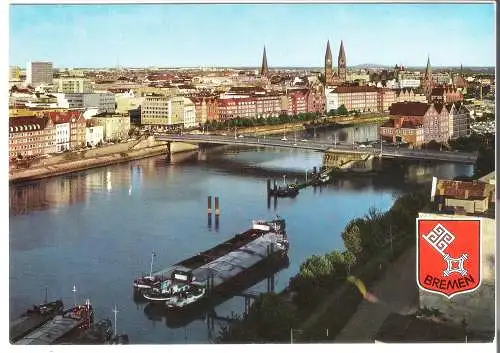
[141,218,289,309]
[14,301,94,345]
[143,254,290,328]
[10,300,64,343]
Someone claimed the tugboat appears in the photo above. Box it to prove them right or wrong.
[133,252,168,292]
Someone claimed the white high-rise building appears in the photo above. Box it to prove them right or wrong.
[26,61,53,86]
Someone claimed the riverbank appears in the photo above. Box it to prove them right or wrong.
[9,142,198,184]
[216,190,430,343]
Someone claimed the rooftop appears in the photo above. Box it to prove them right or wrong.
[389,102,430,116]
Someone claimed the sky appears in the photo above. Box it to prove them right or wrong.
[9,3,496,68]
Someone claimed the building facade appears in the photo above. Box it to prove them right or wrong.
[377,88,397,112]
[379,102,449,147]
[46,110,87,149]
[82,92,116,113]
[85,123,104,147]
[182,98,197,128]
[255,94,282,118]
[57,78,93,93]
[447,102,471,139]
[55,121,70,152]
[9,115,56,158]
[141,96,170,126]
[93,114,131,142]
[286,89,308,115]
[26,61,53,86]
[217,96,256,120]
[329,86,379,112]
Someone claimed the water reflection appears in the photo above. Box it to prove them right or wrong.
[10,174,87,216]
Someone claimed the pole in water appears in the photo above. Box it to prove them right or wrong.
[72,285,77,307]
[113,305,119,337]
[267,179,271,195]
[207,196,212,216]
[214,197,220,216]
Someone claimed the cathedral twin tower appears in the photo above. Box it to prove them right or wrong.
[259,40,346,84]
[325,40,347,85]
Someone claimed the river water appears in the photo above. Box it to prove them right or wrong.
[9,123,473,344]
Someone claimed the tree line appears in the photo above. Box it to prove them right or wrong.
[217,190,431,343]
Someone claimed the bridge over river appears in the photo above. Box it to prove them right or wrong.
[155,134,478,164]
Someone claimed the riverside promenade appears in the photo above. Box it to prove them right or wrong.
[9,141,198,183]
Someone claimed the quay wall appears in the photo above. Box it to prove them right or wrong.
[9,141,198,184]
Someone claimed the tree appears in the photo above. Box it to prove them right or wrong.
[342,251,357,274]
[337,105,348,116]
[328,109,337,116]
[217,293,298,343]
[341,219,364,257]
[423,140,442,150]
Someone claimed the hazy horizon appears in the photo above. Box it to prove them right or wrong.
[10,3,496,68]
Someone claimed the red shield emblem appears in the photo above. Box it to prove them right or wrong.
[417,218,481,298]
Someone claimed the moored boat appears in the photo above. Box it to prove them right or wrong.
[133,252,168,291]
[15,300,94,345]
[141,218,289,310]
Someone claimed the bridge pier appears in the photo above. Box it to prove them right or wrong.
[165,142,171,162]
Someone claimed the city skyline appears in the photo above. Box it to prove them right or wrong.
[10,3,496,68]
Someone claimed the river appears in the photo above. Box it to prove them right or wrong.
[9,123,473,344]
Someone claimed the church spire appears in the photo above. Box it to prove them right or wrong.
[338,40,346,62]
[338,40,347,82]
[325,40,332,63]
[425,55,432,79]
[260,46,269,77]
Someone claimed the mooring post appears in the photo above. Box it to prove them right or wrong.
[313,166,317,175]
[267,195,271,209]
[267,179,271,195]
[207,196,212,229]
[214,197,220,216]
[214,197,219,231]
[273,179,277,192]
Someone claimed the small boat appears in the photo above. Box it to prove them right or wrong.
[133,252,168,291]
[165,285,206,310]
[269,184,299,198]
[143,280,191,302]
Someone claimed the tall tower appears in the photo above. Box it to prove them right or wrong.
[338,40,347,82]
[422,55,433,100]
[324,40,333,85]
[260,46,269,77]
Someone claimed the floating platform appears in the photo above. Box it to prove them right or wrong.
[14,304,94,345]
[10,300,64,343]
